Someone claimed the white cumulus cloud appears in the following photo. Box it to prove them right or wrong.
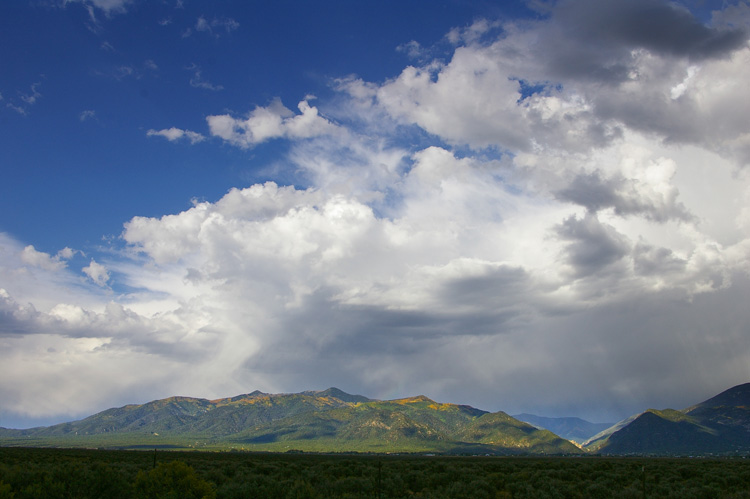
[20,246,74,272]
[206,98,339,148]
[82,259,110,287]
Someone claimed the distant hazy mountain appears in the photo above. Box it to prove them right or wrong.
[513,414,613,444]
[0,389,578,455]
[584,383,750,455]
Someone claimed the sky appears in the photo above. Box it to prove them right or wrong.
[2,0,750,429]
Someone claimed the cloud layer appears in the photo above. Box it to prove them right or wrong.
[3,0,750,426]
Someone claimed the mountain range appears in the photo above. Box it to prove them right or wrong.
[2,383,750,455]
[0,388,577,455]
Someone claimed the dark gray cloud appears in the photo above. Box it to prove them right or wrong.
[555,213,631,277]
[566,0,746,58]
[371,0,749,160]
[632,241,687,276]
[438,265,530,307]
[477,272,750,421]
[542,0,747,82]
[0,289,214,361]
[527,0,750,160]
[592,92,703,143]
[239,271,750,423]
[0,294,40,336]
[555,171,622,213]
[555,170,694,222]
[263,280,532,357]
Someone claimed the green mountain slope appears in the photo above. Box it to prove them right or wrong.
[225,395,578,454]
[455,411,575,453]
[2,390,364,439]
[0,389,578,454]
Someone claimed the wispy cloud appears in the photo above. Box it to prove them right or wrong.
[186,64,223,91]
[63,0,133,18]
[20,82,42,106]
[6,103,27,115]
[96,60,158,81]
[5,81,43,115]
[195,15,239,36]
[182,15,239,38]
[147,127,206,144]
[396,40,425,60]
[62,0,133,33]
[79,109,96,122]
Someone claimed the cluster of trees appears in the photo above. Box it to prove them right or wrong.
[2,447,750,498]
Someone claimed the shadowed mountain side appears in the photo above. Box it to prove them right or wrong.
[686,382,750,411]
[595,410,721,455]
[586,383,750,455]
[684,382,750,434]
[582,412,643,451]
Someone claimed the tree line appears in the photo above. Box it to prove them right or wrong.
[2,447,750,498]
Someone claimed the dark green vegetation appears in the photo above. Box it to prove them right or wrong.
[0,389,577,455]
[585,383,750,455]
[3,447,750,498]
[513,414,613,444]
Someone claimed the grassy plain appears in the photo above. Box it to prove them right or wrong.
[2,447,750,498]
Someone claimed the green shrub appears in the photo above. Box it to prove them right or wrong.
[135,461,215,499]
[0,481,12,499]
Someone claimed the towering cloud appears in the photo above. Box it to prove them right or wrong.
[2,0,750,426]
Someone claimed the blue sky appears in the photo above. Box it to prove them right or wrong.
[2,1,518,252]
[2,0,750,429]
